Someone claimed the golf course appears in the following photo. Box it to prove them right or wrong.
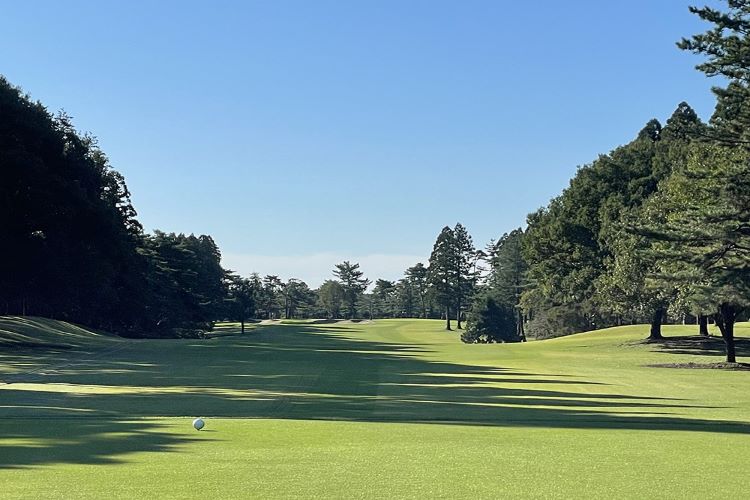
[1,317,748,499]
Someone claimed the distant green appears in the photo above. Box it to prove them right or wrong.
[1,317,749,499]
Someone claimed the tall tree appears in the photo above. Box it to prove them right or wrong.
[373,279,397,318]
[333,261,370,319]
[404,263,429,318]
[261,275,283,319]
[679,1,750,145]
[453,223,477,329]
[395,278,416,318]
[318,280,344,319]
[640,143,750,362]
[281,278,311,319]
[487,229,528,341]
[226,273,259,333]
[428,226,458,330]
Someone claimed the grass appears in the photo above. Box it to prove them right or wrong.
[1,317,749,498]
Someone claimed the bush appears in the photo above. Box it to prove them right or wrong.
[461,295,520,343]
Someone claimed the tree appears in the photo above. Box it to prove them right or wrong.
[333,261,370,319]
[373,279,397,317]
[226,274,259,333]
[640,144,750,362]
[318,280,344,319]
[138,232,227,337]
[428,227,458,330]
[461,293,519,344]
[260,275,283,319]
[486,229,528,341]
[0,77,143,332]
[522,114,686,337]
[281,278,312,319]
[678,1,750,145]
[404,263,429,318]
[395,278,416,318]
[453,223,477,329]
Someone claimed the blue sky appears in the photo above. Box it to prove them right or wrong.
[1,0,723,286]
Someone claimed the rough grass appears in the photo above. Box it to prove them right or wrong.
[1,317,749,499]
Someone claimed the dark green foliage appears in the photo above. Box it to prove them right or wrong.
[136,232,226,337]
[461,294,519,344]
[486,229,527,340]
[638,144,750,361]
[333,261,370,319]
[0,76,229,338]
[525,304,595,340]
[404,263,429,318]
[523,103,702,338]
[281,278,315,319]
[452,223,478,329]
[679,1,750,145]
[318,280,344,319]
[226,273,260,333]
[373,279,397,318]
[428,226,458,330]
[0,76,142,332]
[394,278,416,318]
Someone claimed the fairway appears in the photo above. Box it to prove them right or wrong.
[1,317,750,499]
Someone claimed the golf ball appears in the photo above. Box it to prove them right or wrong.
[193,418,205,430]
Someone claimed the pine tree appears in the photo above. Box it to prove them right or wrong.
[404,263,429,318]
[640,143,750,362]
[453,223,477,329]
[428,227,458,330]
[333,261,370,319]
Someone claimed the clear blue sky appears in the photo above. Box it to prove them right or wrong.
[1,0,723,285]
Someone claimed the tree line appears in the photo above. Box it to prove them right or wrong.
[459,2,750,362]
[2,2,749,361]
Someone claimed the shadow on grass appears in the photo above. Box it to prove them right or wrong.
[1,322,749,468]
[0,419,206,470]
[649,336,750,358]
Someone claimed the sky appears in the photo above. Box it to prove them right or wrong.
[0,0,724,287]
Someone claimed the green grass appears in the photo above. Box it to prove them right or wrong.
[1,317,749,498]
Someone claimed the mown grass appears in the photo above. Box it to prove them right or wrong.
[1,317,749,498]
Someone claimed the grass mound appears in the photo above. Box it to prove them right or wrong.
[0,316,117,350]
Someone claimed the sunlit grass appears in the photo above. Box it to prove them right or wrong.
[1,317,749,498]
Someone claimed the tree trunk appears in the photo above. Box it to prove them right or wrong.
[698,315,709,337]
[445,307,452,330]
[648,307,664,340]
[517,309,527,342]
[714,304,737,363]
[456,299,462,329]
[241,319,245,334]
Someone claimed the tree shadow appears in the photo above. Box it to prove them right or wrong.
[2,322,750,469]
[648,335,750,358]
[0,418,206,470]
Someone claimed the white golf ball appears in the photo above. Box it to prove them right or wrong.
[193,418,205,430]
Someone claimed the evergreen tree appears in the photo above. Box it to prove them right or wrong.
[333,261,370,319]
[404,263,429,318]
[679,1,750,145]
[428,227,458,330]
[226,273,259,333]
[486,229,528,341]
[395,278,416,318]
[318,280,344,319]
[639,143,750,362]
[453,223,477,329]
[461,293,519,344]
[373,279,397,317]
